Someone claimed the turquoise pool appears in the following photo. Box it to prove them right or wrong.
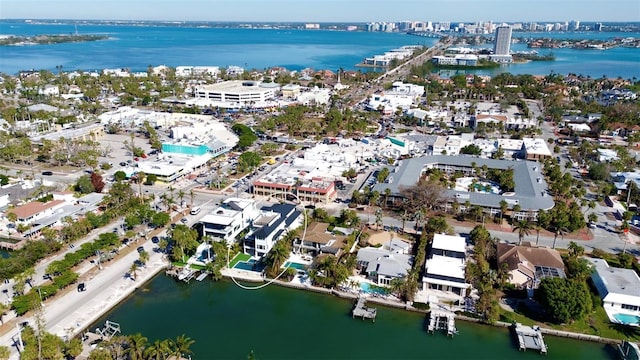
[234,259,257,271]
[612,313,640,326]
[284,262,306,270]
[359,282,389,295]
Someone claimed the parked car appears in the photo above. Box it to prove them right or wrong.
[77,283,86,292]
[151,236,160,244]
[137,246,144,253]
[119,162,127,166]
[41,171,53,176]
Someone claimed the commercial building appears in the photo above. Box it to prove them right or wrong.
[372,154,554,220]
[194,80,278,107]
[422,234,470,302]
[494,25,512,55]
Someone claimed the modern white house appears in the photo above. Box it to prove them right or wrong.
[243,203,303,258]
[589,258,640,326]
[356,238,412,286]
[422,233,470,303]
[199,198,260,245]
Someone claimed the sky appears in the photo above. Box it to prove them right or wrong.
[1,0,639,23]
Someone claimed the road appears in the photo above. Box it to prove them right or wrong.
[355,213,640,256]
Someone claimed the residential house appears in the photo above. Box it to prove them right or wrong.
[243,203,302,258]
[422,233,470,302]
[6,200,66,225]
[496,242,566,289]
[199,198,260,244]
[589,258,640,326]
[357,238,412,286]
[293,222,345,257]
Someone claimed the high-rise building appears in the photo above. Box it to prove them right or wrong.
[493,25,512,55]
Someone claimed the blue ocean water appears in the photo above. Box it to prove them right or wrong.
[0,22,638,79]
[0,22,433,74]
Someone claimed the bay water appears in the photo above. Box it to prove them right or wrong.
[0,22,638,79]
[91,275,615,360]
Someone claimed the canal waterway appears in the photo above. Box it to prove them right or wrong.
[92,274,616,359]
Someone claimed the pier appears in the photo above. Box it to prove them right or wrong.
[196,272,208,281]
[427,310,457,336]
[512,323,547,354]
[352,296,377,322]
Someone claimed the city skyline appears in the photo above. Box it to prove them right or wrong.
[1,0,639,23]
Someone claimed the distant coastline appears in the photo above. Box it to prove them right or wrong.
[0,34,109,46]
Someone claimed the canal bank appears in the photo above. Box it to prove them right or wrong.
[91,274,618,359]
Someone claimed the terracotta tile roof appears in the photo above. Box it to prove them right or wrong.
[497,242,565,273]
[9,200,65,220]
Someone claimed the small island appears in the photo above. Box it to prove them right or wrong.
[0,34,109,46]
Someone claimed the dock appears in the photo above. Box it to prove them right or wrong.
[427,310,457,336]
[512,323,547,354]
[196,272,208,281]
[352,296,377,322]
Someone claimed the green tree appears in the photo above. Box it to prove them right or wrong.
[512,219,532,245]
[237,151,262,173]
[151,212,171,228]
[75,174,95,194]
[125,333,148,360]
[171,334,195,360]
[536,278,592,324]
[169,224,199,262]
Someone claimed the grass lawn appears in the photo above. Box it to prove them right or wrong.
[229,252,251,268]
[500,304,640,341]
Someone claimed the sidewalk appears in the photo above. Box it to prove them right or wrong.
[447,218,595,241]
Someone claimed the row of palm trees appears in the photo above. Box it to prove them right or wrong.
[89,333,194,360]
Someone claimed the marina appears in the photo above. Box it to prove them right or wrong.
[513,322,548,355]
[352,296,377,322]
[427,310,458,336]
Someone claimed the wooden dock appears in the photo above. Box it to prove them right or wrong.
[512,323,547,354]
[352,296,377,322]
[427,310,457,336]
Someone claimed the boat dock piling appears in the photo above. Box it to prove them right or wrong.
[513,323,547,354]
[427,310,457,336]
[352,296,377,322]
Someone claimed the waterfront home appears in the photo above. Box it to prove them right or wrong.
[199,198,260,245]
[293,222,345,257]
[589,258,640,327]
[243,203,303,258]
[422,234,470,303]
[356,238,412,286]
[496,242,566,290]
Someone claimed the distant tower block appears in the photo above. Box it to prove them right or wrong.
[493,25,512,55]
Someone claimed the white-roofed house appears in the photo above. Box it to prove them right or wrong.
[357,238,412,286]
[422,233,470,302]
[589,258,640,326]
[198,198,260,245]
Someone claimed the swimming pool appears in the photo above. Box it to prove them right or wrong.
[359,282,389,295]
[284,262,306,270]
[234,259,257,271]
[612,313,640,326]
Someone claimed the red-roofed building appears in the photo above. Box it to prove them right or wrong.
[6,200,66,224]
[297,177,337,204]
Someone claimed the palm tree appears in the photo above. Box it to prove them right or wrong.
[512,220,532,245]
[139,250,150,265]
[144,339,170,360]
[388,277,406,298]
[172,334,195,360]
[129,262,139,281]
[125,333,148,360]
[177,190,186,209]
[189,189,195,208]
[265,242,290,277]
[499,200,508,224]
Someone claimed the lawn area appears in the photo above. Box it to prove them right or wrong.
[229,252,251,268]
[500,304,640,341]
